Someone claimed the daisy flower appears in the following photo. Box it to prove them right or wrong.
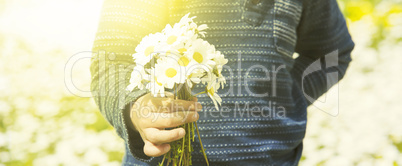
[186,39,216,66]
[206,78,222,111]
[154,57,186,89]
[161,24,188,49]
[178,13,196,26]
[127,66,149,91]
[133,32,163,65]
[184,65,208,88]
[211,50,228,89]
[177,13,208,37]
[213,51,228,69]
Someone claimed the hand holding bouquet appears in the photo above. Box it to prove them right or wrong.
[127,13,228,165]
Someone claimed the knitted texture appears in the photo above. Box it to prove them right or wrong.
[90,0,354,165]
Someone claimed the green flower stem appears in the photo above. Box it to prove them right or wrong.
[195,122,209,166]
[159,83,209,166]
[193,91,206,96]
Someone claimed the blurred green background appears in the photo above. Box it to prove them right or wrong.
[0,0,401,165]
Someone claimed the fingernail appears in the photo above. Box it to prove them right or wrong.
[179,129,185,137]
[165,145,170,151]
[196,103,202,111]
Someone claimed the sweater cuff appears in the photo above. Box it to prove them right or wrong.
[119,89,153,162]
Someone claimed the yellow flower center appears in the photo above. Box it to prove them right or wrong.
[165,68,177,78]
[144,46,154,56]
[167,35,177,45]
[193,52,203,63]
[178,48,187,54]
[179,56,190,66]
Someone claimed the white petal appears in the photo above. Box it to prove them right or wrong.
[214,94,222,105]
[208,93,219,111]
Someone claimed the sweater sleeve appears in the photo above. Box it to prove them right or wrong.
[291,0,355,105]
[90,0,167,161]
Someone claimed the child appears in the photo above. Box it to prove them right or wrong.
[90,0,354,165]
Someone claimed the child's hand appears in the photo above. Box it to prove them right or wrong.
[130,92,202,157]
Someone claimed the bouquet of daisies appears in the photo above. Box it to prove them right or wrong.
[127,13,228,165]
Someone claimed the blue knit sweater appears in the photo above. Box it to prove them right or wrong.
[90,0,354,165]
